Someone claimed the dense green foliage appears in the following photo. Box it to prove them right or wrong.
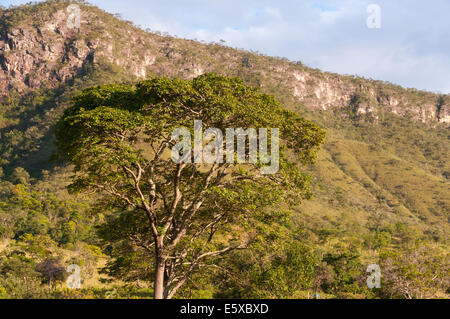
[54,74,325,298]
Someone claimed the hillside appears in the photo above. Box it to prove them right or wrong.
[0,1,448,299]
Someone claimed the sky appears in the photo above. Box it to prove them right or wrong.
[2,0,450,93]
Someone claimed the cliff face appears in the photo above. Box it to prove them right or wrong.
[0,2,449,124]
[0,6,115,93]
[1,12,77,92]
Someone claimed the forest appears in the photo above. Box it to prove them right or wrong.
[0,1,448,299]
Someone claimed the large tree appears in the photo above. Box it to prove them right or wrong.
[55,73,325,299]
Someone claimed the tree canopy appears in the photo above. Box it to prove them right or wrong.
[55,73,326,299]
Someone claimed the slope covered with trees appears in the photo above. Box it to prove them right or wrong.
[0,1,448,299]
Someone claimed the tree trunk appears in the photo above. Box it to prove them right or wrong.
[153,237,167,299]
[153,257,166,299]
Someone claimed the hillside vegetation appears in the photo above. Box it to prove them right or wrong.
[0,1,448,299]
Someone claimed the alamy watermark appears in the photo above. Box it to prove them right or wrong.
[171,120,280,174]
[66,264,81,289]
[366,4,381,29]
[366,264,381,289]
[67,4,81,30]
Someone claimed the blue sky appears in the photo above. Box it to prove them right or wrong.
[2,0,450,93]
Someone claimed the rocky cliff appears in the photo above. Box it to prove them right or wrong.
[1,1,449,124]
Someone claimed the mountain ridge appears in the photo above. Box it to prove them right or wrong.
[0,0,448,299]
[1,0,449,125]
[0,1,448,231]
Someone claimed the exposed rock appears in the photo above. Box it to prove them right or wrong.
[0,4,448,126]
[439,105,450,123]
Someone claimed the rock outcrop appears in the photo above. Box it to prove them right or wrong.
[1,3,448,125]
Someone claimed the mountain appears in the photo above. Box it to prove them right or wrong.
[0,0,448,299]
[1,2,450,124]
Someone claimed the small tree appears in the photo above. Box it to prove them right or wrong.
[36,258,67,290]
[379,244,449,299]
[55,73,325,299]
